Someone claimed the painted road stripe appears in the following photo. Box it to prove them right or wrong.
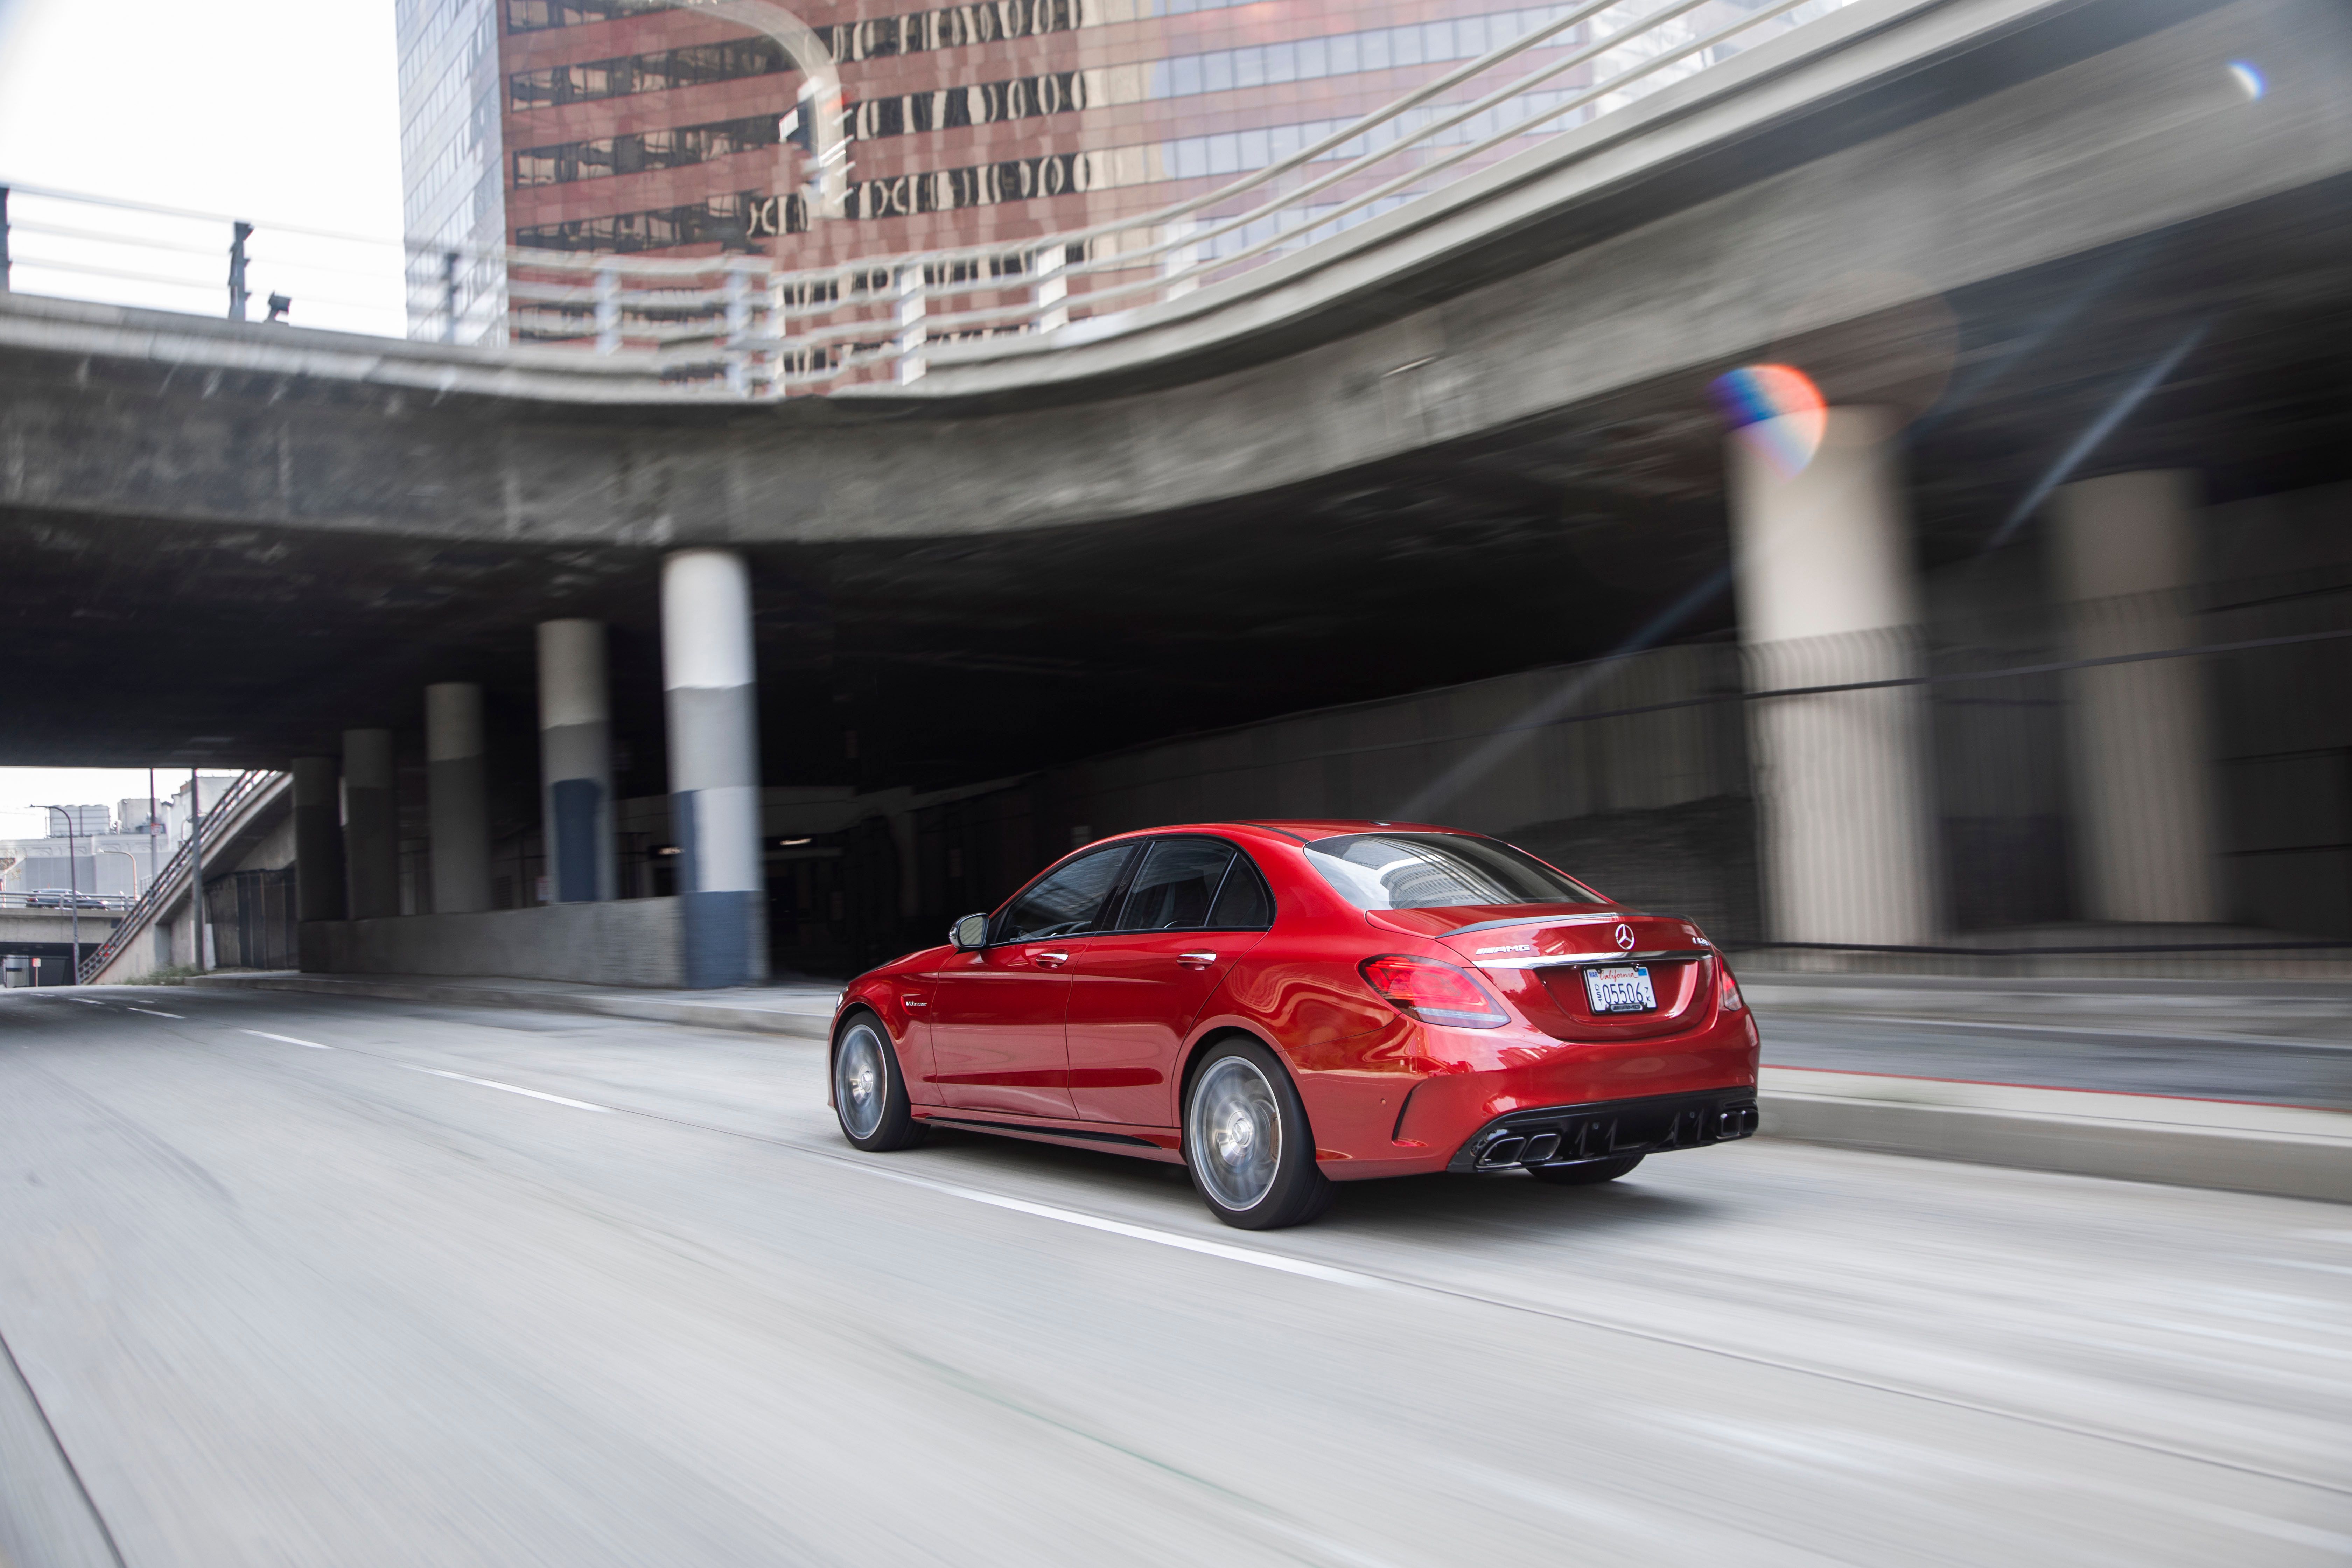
[127,1007,183,1018]
[836,1157,1379,1289]
[405,1066,611,1113]
[244,1030,331,1050]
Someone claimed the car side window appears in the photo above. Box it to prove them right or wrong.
[1207,851,1275,929]
[1113,839,1236,931]
[993,846,1136,943]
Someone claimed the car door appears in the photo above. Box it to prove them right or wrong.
[927,843,1138,1118]
[1064,838,1274,1126]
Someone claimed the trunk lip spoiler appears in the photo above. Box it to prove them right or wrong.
[1471,946,1713,970]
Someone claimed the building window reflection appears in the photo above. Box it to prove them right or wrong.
[514,115,785,187]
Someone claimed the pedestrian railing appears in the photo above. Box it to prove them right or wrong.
[76,770,282,983]
[1,0,1857,394]
[0,890,133,910]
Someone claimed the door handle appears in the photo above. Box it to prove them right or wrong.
[1031,950,1071,968]
[1178,952,1217,969]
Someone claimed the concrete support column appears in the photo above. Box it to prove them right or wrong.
[538,619,615,903]
[1730,405,1937,949]
[426,682,492,914]
[342,728,399,920]
[290,756,346,923]
[663,549,766,988]
[2049,471,2219,924]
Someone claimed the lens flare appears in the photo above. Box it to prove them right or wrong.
[1711,363,1827,478]
[2227,60,2266,100]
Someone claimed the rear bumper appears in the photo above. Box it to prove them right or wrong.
[1444,1088,1760,1174]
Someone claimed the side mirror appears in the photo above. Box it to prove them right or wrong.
[950,913,990,951]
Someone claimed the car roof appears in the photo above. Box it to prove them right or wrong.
[1093,819,1468,846]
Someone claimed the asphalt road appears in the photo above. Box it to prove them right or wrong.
[1,987,2345,1567]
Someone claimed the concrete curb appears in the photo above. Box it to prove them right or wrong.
[184,972,834,1041]
[1760,1068,2352,1204]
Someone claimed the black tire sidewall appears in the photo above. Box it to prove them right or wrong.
[833,1010,923,1152]
[1182,1037,1329,1229]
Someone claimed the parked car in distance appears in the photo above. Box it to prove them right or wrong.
[830,821,1761,1228]
[26,889,111,909]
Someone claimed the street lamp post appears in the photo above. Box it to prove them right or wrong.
[97,847,141,901]
[188,769,210,973]
[32,805,82,984]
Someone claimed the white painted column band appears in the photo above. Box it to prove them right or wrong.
[1730,406,1937,950]
[2049,471,2219,924]
[662,549,766,987]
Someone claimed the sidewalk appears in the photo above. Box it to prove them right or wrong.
[186,969,841,1040]
[185,969,2351,1204]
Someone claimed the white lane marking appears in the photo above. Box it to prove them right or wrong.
[835,1157,1379,1289]
[68,997,105,1005]
[404,1065,611,1113]
[127,1007,183,1018]
[244,1030,332,1050]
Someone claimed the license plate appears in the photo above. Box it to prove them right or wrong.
[1583,964,1656,1014]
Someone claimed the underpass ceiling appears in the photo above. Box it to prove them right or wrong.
[4,183,2347,797]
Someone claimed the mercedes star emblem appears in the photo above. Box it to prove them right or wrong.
[1614,923,1635,952]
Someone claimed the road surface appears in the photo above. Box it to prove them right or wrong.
[1,987,2344,1566]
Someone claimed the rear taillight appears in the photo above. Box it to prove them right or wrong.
[1359,955,1509,1029]
[1717,958,1745,1012]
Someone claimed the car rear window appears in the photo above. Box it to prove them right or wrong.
[1303,833,1600,910]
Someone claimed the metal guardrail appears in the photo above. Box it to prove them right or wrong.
[0,891,133,911]
[76,770,281,983]
[1,0,1854,393]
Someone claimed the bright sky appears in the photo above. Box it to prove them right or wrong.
[0,2,404,818]
[0,768,200,841]
[0,0,407,336]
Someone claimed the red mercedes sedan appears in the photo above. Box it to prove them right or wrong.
[829,821,1760,1228]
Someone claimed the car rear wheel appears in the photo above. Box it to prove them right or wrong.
[1527,1154,1642,1186]
[833,1012,926,1152]
[1183,1039,1331,1229]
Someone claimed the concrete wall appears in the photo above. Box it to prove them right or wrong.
[302,898,683,988]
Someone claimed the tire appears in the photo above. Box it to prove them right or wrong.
[832,1011,927,1152]
[1182,1038,1332,1230]
[1527,1154,1642,1186]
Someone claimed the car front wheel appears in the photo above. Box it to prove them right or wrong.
[1183,1038,1331,1229]
[832,1012,926,1152]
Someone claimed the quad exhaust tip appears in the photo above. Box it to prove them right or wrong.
[1477,1102,1757,1169]
[1477,1136,1526,1168]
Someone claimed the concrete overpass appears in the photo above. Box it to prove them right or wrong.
[0,906,120,986]
[5,0,2349,982]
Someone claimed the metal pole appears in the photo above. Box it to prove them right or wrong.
[147,766,159,888]
[228,222,253,322]
[1,185,12,293]
[441,250,460,343]
[189,768,210,971]
[34,806,80,983]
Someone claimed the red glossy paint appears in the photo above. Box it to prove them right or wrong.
[832,821,1761,1183]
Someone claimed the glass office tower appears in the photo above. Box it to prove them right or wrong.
[402,1,1798,338]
